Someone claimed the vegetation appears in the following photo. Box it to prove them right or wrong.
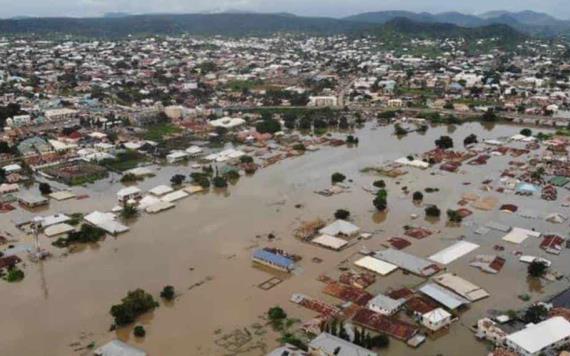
[190,172,211,188]
[334,209,350,220]
[212,176,228,188]
[435,135,454,149]
[120,173,142,183]
[447,209,463,223]
[255,114,282,134]
[170,174,186,186]
[412,191,424,202]
[120,204,139,220]
[373,180,386,189]
[52,224,106,248]
[373,189,388,211]
[38,182,52,195]
[463,133,478,146]
[331,172,346,184]
[527,260,548,278]
[394,123,407,136]
[142,122,182,142]
[3,266,24,282]
[160,286,175,301]
[520,128,533,137]
[524,304,548,324]
[101,150,148,172]
[133,325,146,337]
[240,155,254,164]
[425,205,441,218]
[110,289,159,326]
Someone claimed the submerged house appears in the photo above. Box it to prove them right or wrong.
[252,249,295,272]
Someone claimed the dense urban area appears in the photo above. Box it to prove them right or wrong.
[3,9,570,356]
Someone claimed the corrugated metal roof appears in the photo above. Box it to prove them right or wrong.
[253,249,294,269]
[419,283,469,310]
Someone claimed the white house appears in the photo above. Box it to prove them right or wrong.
[421,308,452,331]
[117,186,142,203]
[366,293,406,316]
[505,317,570,356]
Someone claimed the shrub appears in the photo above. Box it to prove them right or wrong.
[435,135,453,149]
[240,155,254,164]
[373,189,388,211]
[133,325,146,337]
[520,128,532,137]
[331,172,346,184]
[412,191,423,201]
[334,209,350,220]
[425,205,441,218]
[212,176,228,188]
[120,204,139,220]
[373,180,386,189]
[268,306,287,321]
[160,286,175,301]
[528,260,548,278]
[524,304,548,324]
[120,173,140,183]
[447,209,463,223]
[39,182,52,195]
[3,266,24,282]
[170,174,185,186]
[110,289,159,326]
[463,133,478,146]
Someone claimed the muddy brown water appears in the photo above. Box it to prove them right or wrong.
[0,122,568,355]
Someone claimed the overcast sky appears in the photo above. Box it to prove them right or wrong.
[1,0,569,19]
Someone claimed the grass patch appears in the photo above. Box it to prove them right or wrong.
[143,123,182,142]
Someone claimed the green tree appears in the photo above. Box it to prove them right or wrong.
[373,189,388,211]
[110,289,159,326]
[334,209,350,220]
[425,205,441,218]
[331,172,346,184]
[520,128,533,137]
[524,304,548,324]
[373,180,386,189]
[528,260,548,278]
[39,182,52,195]
[413,191,424,202]
[160,286,175,301]
[133,325,146,337]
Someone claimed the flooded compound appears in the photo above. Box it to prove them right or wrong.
[1,121,570,356]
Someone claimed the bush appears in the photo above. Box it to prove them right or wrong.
[373,180,386,189]
[334,209,350,220]
[170,174,185,186]
[240,155,254,164]
[160,285,175,301]
[52,224,107,248]
[524,304,548,324]
[425,205,441,218]
[520,128,532,137]
[110,289,159,326]
[120,173,141,183]
[373,189,388,211]
[463,133,478,146]
[3,266,24,282]
[331,172,346,184]
[133,325,146,337]
[39,182,52,195]
[224,170,240,181]
[212,176,228,188]
[268,306,287,321]
[370,334,390,349]
[120,204,139,220]
[412,191,423,201]
[528,260,548,278]
[447,209,463,223]
[435,135,453,149]
[256,118,281,134]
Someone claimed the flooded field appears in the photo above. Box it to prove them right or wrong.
[1,121,568,356]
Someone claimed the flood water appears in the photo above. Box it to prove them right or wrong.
[1,121,568,355]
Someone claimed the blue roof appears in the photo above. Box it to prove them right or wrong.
[515,182,539,193]
[253,249,295,269]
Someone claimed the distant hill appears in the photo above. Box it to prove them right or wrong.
[0,12,528,41]
[103,12,131,18]
[345,10,570,36]
[0,13,368,37]
[375,17,525,42]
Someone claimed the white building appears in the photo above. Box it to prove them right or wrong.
[367,293,406,316]
[308,96,338,107]
[421,308,452,331]
[44,108,78,122]
[117,186,142,203]
[505,317,570,356]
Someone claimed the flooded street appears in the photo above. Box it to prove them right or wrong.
[1,122,568,356]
